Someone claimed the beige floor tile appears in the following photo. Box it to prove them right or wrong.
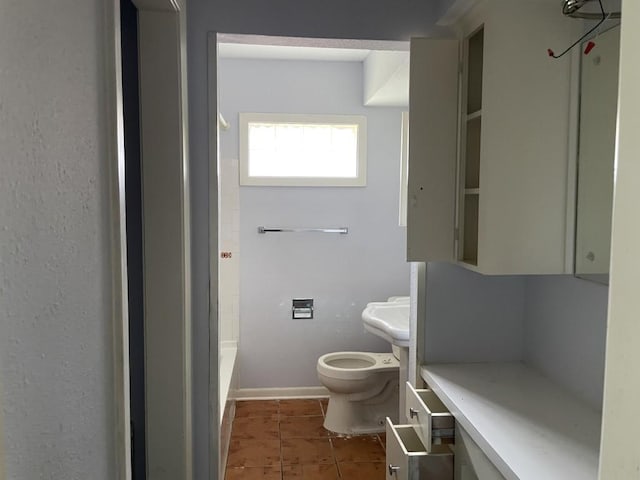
[235,400,279,418]
[225,465,282,480]
[280,415,333,439]
[227,437,281,467]
[337,462,385,479]
[279,399,323,417]
[282,464,339,479]
[281,438,333,465]
[231,416,279,440]
[331,436,385,463]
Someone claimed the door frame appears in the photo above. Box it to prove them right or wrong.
[105,0,192,479]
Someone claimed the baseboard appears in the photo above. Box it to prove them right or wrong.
[235,386,329,400]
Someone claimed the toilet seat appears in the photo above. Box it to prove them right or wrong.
[317,351,399,381]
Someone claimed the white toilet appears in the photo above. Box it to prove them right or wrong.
[317,345,400,435]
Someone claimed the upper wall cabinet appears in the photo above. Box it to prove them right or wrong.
[407,0,575,274]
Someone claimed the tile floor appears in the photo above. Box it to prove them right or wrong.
[225,398,386,479]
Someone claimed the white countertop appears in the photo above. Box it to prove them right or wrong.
[421,362,601,480]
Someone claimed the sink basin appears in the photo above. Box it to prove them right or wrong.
[362,301,410,347]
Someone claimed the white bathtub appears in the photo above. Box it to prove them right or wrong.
[219,341,237,422]
[219,341,238,479]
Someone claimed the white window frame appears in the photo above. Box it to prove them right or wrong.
[239,112,367,187]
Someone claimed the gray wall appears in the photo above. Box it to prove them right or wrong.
[424,263,526,363]
[524,276,609,411]
[219,58,410,389]
[188,1,450,476]
[0,1,115,478]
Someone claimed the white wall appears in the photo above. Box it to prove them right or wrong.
[219,58,410,389]
[423,263,526,363]
[0,1,116,478]
[524,276,608,411]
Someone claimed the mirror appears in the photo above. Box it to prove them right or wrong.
[574,25,620,284]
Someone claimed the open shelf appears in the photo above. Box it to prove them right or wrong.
[459,26,484,267]
[464,116,481,189]
[466,28,484,115]
[421,363,600,480]
[462,194,479,265]
[466,109,482,121]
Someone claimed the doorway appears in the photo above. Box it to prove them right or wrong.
[213,33,412,476]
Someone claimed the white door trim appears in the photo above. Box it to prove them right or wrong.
[104,1,132,478]
[207,31,221,480]
[106,0,192,479]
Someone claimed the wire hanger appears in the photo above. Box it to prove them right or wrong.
[548,0,608,59]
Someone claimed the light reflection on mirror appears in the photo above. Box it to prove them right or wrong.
[574,24,620,285]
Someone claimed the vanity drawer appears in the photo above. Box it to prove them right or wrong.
[386,418,453,480]
[406,382,455,450]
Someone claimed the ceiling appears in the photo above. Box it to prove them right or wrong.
[217,34,409,62]
[217,34,411,107]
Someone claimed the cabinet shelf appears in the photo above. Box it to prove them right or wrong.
[464,188,480,195]
[466,109,482,121]
[421,363,600,480]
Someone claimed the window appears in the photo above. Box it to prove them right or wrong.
[239,113,367,186]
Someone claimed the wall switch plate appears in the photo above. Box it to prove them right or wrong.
[292,299,313,319]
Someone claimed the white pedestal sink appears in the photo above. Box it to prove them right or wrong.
[361,299,410,347]
[362,297,410,423]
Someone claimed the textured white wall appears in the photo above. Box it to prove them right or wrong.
[0,1,116,478]
[219,58,410,389]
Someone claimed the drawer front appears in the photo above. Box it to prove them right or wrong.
[386,418,412,480]
[406,382,455,450]
[386,418,454,480]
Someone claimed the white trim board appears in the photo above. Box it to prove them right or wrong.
[135,2,192,479]
[105,0,132,478]
[235,387,329,400]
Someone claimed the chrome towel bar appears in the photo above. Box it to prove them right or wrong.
[257,226,348,235]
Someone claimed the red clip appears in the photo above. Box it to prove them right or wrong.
[584,41,596,55]
[547,48,555,57]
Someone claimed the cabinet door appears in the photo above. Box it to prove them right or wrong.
[407,37,459,262]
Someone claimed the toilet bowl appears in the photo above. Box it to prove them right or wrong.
[317,348,400,435]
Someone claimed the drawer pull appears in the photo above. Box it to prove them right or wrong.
[388,464,400,476]
[409,407,419,419]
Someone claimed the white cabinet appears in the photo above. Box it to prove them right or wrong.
[407,0,574,274]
